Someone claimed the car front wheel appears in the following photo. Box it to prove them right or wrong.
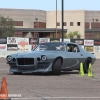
[52,58,61,75]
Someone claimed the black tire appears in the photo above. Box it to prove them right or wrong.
[52,58,62,75]
[83,58,91,73]
[13,72,22,75]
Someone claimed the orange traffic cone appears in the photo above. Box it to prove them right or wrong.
[0,77,8,99]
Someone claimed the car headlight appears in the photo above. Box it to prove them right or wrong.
[41,55,47,61]
[6,56,12,62]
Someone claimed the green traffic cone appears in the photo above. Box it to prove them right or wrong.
[79,63,84,76]
[88,63,93,77]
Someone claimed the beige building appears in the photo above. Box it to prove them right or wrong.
[0,8,100,39]
[47,10,100,39]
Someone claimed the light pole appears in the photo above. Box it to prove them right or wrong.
[56,0,57,38]
[62,0,64,42]
[96,19,99,38]
[92,18,94,34]
[92,18,99,38]
[96,19,98,28]
[35,18,39,38]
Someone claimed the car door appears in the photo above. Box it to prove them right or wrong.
[66,43,84,69]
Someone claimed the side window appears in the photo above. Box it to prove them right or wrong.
[74,45,80,52]
[67,44,80,52]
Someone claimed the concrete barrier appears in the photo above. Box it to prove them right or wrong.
[0,51,100,58]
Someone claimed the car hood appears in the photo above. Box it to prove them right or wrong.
[9,51,62,58]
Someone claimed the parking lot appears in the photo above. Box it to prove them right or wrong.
[0,58,100,100]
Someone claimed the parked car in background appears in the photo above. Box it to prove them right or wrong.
[6,42,96,75]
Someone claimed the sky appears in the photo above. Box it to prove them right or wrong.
[0,0,100,11]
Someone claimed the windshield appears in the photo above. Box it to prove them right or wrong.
[34,43,66,51]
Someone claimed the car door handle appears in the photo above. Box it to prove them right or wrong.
[81,54,83,56]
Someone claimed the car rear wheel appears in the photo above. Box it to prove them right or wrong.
[13,72,22,75]
[83,58,91,73]
[52,58,61,75]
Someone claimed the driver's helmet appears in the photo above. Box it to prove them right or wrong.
[67,46,70,51]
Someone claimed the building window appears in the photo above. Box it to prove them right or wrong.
[70,22,73,26]
[85,32,98,39]
[57,22,60,26]
[34,22,39,28]
[77,22,81,26]
[13,21,23,26]
[17,21,23,26]
[13,21,17,26]
[91,22,100,29]
[13,32,23,37]
[34,22,46,28]
[85,22,90,29]
[63,22,67,26]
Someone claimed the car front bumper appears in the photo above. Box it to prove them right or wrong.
[8,61,53,73]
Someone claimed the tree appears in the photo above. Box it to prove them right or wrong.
[64,33,68,38]
[66,31,81,39]
[73,31,81,39]
[0,15,15,37]
[67,31,74,39]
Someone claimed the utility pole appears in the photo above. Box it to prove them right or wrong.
[56,0,57,38]
[62,0,64,42]
[92,18,94,34]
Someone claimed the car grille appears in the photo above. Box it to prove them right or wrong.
[17,58,34,65]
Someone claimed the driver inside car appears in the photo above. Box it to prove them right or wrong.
[67,46,70,52]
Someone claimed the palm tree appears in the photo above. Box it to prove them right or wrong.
[73,31,81,39]
[64,33,68,38]
[67,31,74,39]
[77,34,81,39]
[65,31,81,39]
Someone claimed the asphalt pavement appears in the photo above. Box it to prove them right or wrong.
[0,58,100,100]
